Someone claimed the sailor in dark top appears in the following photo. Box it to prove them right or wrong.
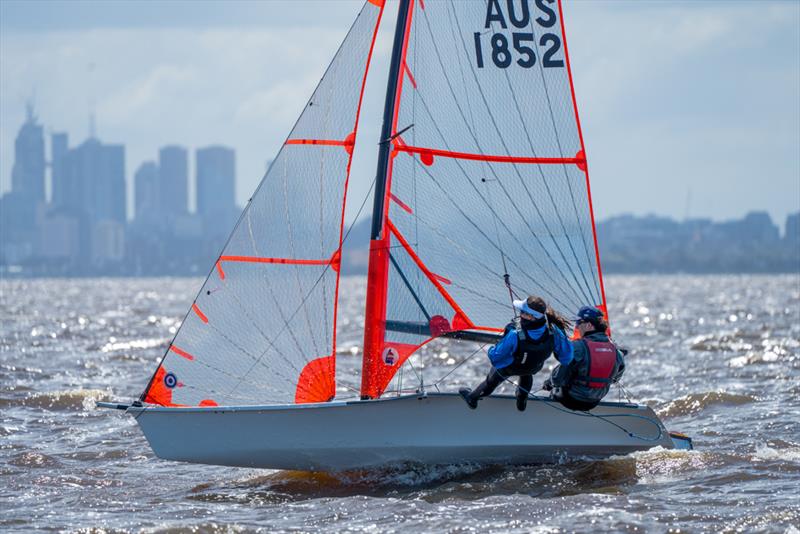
[459,296,573,412]
[544,306,625,411]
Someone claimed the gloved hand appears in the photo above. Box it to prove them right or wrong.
[542,378,553,391]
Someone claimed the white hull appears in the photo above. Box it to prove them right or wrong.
[127,393,675,471]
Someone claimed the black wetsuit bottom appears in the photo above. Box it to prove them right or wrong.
[466,364,533,403]
[552,389,599,412]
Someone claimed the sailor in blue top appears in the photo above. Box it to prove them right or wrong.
[459,295,574,412]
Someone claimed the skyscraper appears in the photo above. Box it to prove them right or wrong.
[62,138,125,224]
[11,102,45,204]
[134,161,159,222]
[158,145,188,217]
[51,132,69,207]
[196,145,236,232]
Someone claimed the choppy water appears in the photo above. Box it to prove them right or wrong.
[1,275,799,532]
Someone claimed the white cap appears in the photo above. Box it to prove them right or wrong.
[513,299,545,319]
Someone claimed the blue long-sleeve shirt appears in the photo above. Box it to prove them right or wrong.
[488,324,573,370]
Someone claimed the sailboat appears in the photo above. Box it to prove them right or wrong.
[100,0,692,471]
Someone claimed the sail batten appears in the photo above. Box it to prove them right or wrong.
[360,0,607,400]
[141,0,384,408]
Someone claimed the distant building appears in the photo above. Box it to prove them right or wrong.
[11,102,46,205]
[91,219,125,266]
[786,212,800,244]
[159,145,188,217]
[196,145,237,235]
[40,209,80,264]
[62,138,126,225]
[51,132,69,207]
[1,104,46,267]
[134,161,159,223]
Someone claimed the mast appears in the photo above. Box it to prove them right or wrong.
[361,0,412,399]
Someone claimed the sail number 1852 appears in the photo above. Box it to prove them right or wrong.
[474,0,564,69]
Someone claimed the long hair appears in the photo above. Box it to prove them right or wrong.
[525,296,572,332]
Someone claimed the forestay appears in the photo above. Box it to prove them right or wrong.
[141,0,384,407]
[361,0,607,399]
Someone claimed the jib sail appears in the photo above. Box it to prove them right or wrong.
[140,0,384,407]
[361,0,607,399]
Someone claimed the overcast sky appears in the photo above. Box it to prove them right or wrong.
[1,0,798,226]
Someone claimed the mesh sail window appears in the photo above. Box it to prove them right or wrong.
[141,0,384,407]
[361,0,607,399]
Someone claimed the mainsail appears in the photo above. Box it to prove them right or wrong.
[361,0,607,399]
[141,0,385,407]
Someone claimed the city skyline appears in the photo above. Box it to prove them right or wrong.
[1,0,798,226]
[1,101,239,274]
[2,98,797,276]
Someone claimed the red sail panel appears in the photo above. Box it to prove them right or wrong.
[361,0,607,399]
[140,0,384,407]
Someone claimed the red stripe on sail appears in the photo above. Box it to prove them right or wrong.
[395,144,586,166]
[557,0,609,321]
[285,137,357,155]
[386,218,474,329]
[431,272,451,285]
[192,303,208,324]
[285,138,347,147]
[390,193,413,214]
[169,345,195,361]
[215,261,225,280]
[219,255,331,266]
[403,60,417,89]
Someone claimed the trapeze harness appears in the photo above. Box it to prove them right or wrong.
[507,322,554,375]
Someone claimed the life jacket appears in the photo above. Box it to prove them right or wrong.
[510,323,554,374]
[573,339,617,389]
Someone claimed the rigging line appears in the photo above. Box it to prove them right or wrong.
[171,343,296,403]
[406,208,576,312]
[281,157,323,360]
[241,214,313,375]
[138,1,377,403]
[495,372,663,442]
[448,280,516,310]
[405,354,424,390]
[408,145,585,309]
[205,315,304,386]
[409,158,579,311]
[241,183,316,369]
[410,24,588,306]
[446,5,595,305]
[498,54,597,304]
[483,176,516,316]
[524,11,600,300]
[389,252,432,321]
[444,3,480,137]
[227,171,379,388]
[407,96,585,306]
[431,343,486,387]
[440,4,593,304]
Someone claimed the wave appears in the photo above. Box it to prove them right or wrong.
[8,451,61,468]
[752,442,800,463]
[0,389,110,411]
[658,391,757,417]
